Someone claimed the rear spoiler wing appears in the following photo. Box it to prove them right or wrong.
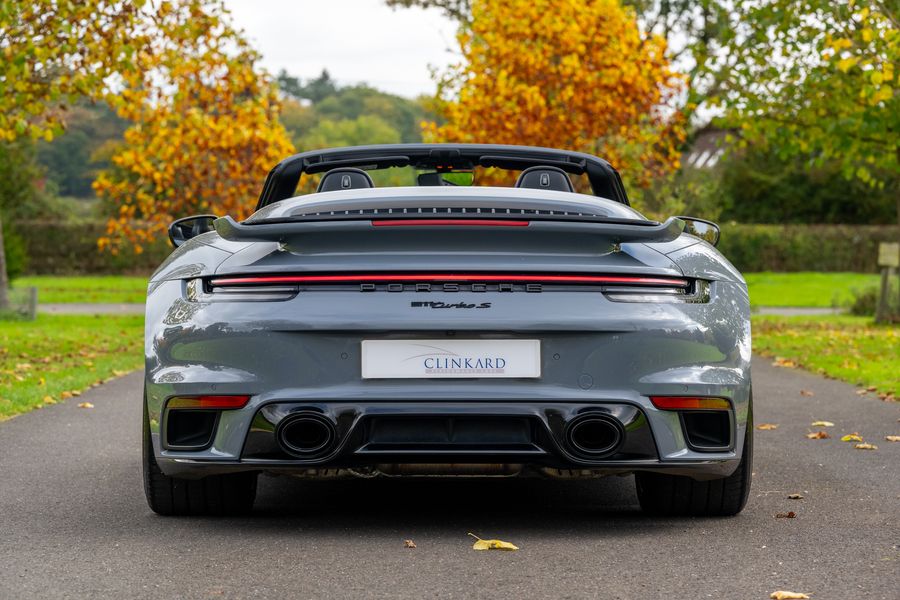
[214,215,685,245]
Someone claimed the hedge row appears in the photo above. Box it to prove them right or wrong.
[10,220,900,275]
[13,220,169,275]
[718,224,898,273]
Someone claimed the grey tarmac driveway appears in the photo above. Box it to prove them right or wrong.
[0,357,898,600]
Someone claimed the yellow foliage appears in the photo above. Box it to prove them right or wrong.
[93,0,294,251]
[0,0,144,141]
[426,0,685,190]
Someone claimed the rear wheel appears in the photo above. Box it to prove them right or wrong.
[142,396,257,516]
[635,400,753,517]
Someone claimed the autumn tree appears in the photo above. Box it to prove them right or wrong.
[94,0,294,253]
[0,0,146,308]
[422,0,684,199]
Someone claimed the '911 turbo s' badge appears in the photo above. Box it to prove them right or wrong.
[410,301,492,309]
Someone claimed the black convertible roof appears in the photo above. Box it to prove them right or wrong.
[256,144,630,209]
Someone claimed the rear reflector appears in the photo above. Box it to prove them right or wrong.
[372,219,529,227]
[650,396,731,411]
[209,273,689,287]
[167,395,251,410]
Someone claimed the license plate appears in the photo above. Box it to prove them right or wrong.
[361,339,541,379]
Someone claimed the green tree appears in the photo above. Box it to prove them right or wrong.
[297,115,401,150]
[711,0,899,224]
[36,102,126,198]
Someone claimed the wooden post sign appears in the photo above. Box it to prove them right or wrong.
[875,242,899,324]
[877,242,899,268]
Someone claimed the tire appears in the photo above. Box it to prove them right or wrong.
[635,398,753,517]
[142,395,257,516]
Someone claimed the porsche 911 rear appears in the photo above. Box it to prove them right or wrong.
[142,145,752,517]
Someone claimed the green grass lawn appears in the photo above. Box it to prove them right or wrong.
[12,275,148,304]
[0,314,144,420]
[745,272,879,307]
[752,315,899,396]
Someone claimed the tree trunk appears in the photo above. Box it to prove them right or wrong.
[0,213,9,310]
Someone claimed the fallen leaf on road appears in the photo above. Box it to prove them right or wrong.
[757,423,779,430]
[806,431,830,439]
[787,493,803,500]
[772,357,798,368]
[885,435,900,442]
[855,389,867,395]
[468,532,518,551]
[866,385,877,391]
[71,390,81,397]
[854,443,877,450]
[42,396,55,405]
[810,420,833,427]
[77,402,94,409]
[840,433,863,442]
[800,389,815,397]
[775,511,796,519]
[403,539,416,548]
[60,391,73,399]
[770,592,810,600]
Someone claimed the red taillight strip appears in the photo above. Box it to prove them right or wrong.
[167,395,251,410]
[372,219,529,227]
[650,396,731,411]
[209,273,689,287]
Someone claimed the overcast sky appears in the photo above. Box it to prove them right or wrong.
[223,0,459,98]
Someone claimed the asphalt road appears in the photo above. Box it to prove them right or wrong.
[1,357,898,599]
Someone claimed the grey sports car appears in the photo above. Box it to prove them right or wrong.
[143,144,752,516]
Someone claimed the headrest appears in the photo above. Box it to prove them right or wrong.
[514,165,575,193]
[316,167,375,192]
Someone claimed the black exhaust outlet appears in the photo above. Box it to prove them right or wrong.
[276,413,337,458]
[564,414,624,457]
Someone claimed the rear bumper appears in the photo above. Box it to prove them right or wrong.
[154,398,744,480]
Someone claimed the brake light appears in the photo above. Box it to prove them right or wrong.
[167,395,251,410]
[372,219,529,227]
[650,396,730,411]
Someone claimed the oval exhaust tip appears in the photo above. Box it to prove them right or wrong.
[565,415,624,457]
[277,413,336,457]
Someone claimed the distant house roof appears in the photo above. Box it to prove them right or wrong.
[683,126,730,169]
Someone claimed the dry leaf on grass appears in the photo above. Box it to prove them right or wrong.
[806,431,830,439]
[787,493,804,500]
[885,435,900,442]
[810,420,833,427]
[854,443,877,450]
[42,396,55,405]
[770,592,810,600]
[77,402,94,409]
[468,532,518,551]
[800,390,815,397]
[60,391,73,399]
[403,539,416,548]
[775,511,796,519]
[840,433,863,442]
[757,423,779,430]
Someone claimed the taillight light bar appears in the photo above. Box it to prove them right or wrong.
[167,395,251,410]
[209,273,690,287]
[650,396,731,411]
[372,219,529,227]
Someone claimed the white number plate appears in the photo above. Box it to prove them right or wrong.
[361,339,541,379]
